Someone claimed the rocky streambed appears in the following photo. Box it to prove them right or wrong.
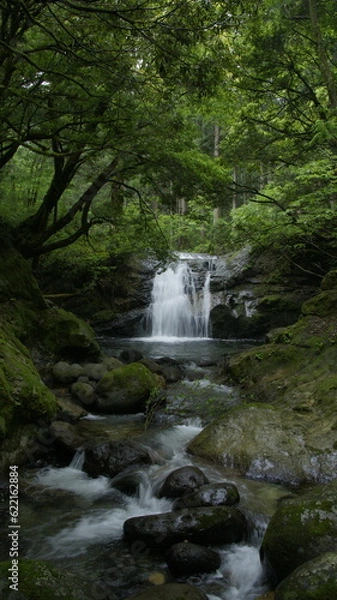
[1,244,337,600]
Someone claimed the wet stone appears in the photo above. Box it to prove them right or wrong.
[166,541,221,576]
[157,466,209,498]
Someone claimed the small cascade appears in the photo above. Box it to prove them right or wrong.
[69,450,85,470]
[147,254,215,338]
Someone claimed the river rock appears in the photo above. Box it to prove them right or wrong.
[157,466,209,498]
[123,506,247,549]
[102,356,125,370]
[121,582,208,600]
[187,402,337,485]
[275,551,337,600]
[82,361,108,380]
[120,348,144,363]
[95,362,163,414]
[0,558,95,600]
[260,480,337,584]
[56,397,88,422]
[173,482,240,510]
[140,357,184,382]
[52,361,85,384]
[111,470,145,496]
[71,381,96,407]
[49,421,85,454]
[83,440,153,478]
[154,357,185,383]
[166,541,221,576]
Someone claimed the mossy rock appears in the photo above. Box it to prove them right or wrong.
[261,480,337,584]
[40,307,100,360]
[187,402,337,485]
[321,270,337,291]
[301,290,337,317]
[275,552,337,600]
[0,559,92,599]
[0,323,56,440]
[95,362,164,413]
[227,343,308,393]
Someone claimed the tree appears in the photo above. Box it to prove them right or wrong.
[0,0,230,259]
[210,0,337,260]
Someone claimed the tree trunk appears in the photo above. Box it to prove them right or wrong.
[212,123,222,224]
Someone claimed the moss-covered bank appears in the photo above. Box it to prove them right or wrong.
[0,242,100,471]
[0,559,93,600]
[188,271,337,485]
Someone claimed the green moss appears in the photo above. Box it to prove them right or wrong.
[98,362,161,398]
[0,559,91,600]
[302,290,337,317]
[0,323,56,438]
[261,481,337,582]
[40,306,100,359]
[228,343,306,388]
[256,295,299,313]
[321,270,337,290]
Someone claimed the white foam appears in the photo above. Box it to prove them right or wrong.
[221,545,265,600]
[35,466,111,499]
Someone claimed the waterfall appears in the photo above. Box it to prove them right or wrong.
[147,255,214,338]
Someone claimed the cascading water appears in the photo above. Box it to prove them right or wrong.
[148,255,214,338]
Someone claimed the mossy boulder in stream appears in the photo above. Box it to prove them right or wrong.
[275,551,337,600]
[0,559,94,600]
[95,362,164,413]
[210,279,337,485]
[187,403,337,485]
[260,480,337,584]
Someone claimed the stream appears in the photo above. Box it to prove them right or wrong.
[14,337,290,600]
[3,255,291,599]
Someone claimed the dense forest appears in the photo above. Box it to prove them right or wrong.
[1,0,336,278]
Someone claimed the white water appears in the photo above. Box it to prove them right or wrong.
[23,420,273,598]
[148,257,214,338]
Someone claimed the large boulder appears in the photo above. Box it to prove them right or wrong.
[41,307,100,360]
[123,506,247,550]
[275,552,337,600]
[157,466,209,498]
[121,583,208,600]
[83,440,153,478]
[95,362,163,414]
[166,541,221,576]
[0,559,95,600]
[187,403,337,485]
[260,480,337,584]
[173,482,240,510]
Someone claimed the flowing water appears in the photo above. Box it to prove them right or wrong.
[146,253,215,338]
[13,344,289,600]
[3,254,289,599]
[17,409,288,600]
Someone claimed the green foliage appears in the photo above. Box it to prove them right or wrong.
[1,0,337,267]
